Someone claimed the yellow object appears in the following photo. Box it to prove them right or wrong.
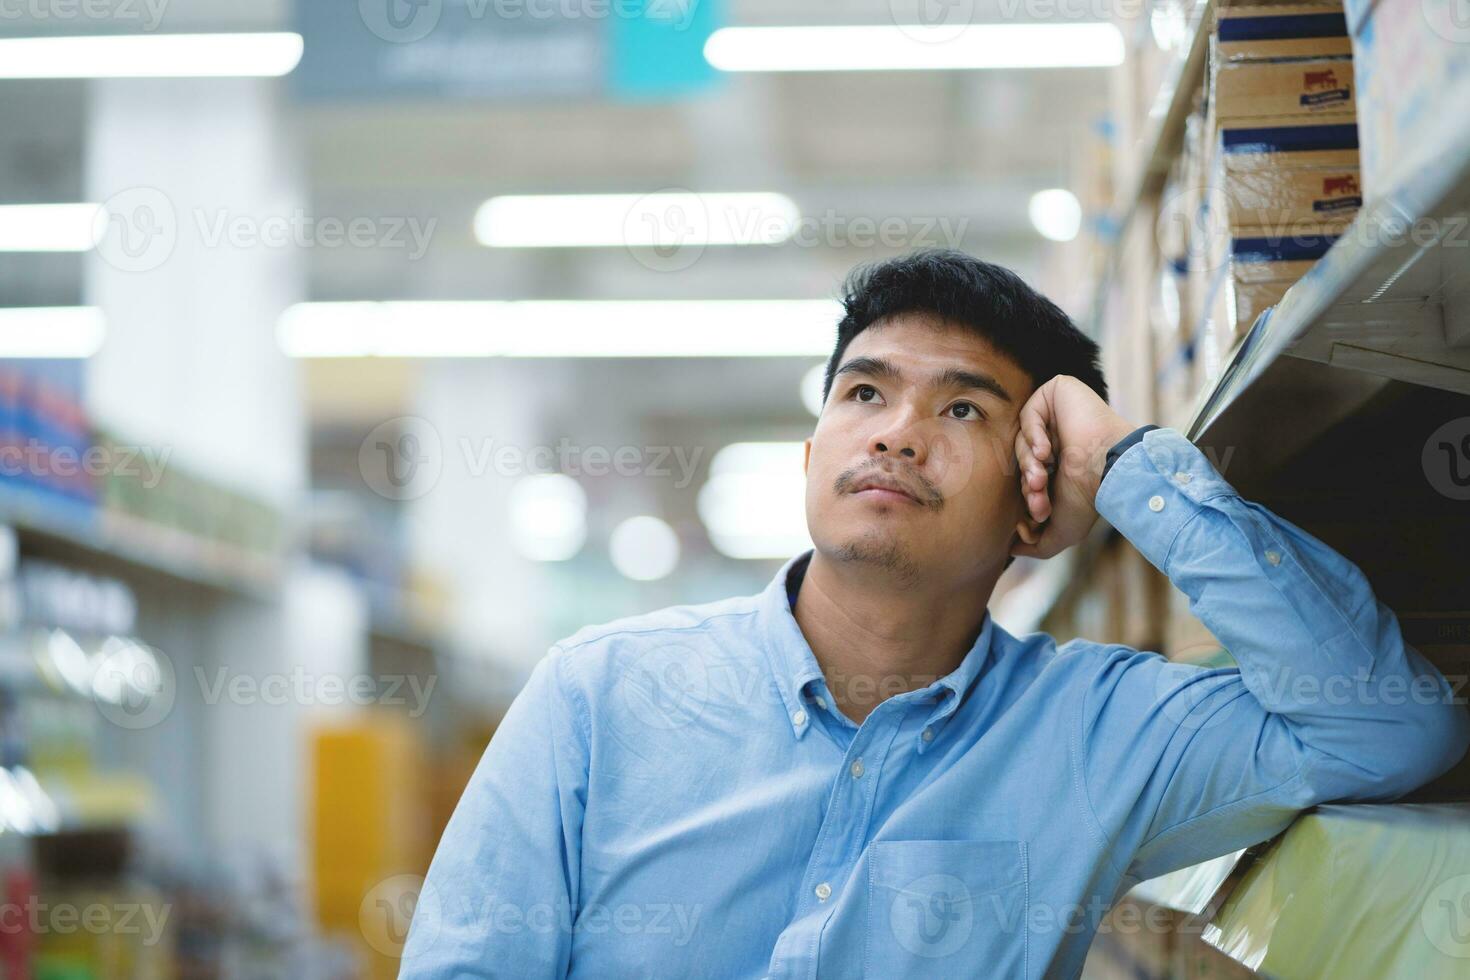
[310,712,429,980]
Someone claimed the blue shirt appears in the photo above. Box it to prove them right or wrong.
[401,426,1470,979]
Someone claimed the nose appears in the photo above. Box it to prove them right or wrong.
[868,408,927,465]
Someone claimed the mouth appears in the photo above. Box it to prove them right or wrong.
[851,476,922,505]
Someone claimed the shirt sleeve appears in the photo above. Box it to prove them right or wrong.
[400,646,588,978]
[1078,427,1470,883]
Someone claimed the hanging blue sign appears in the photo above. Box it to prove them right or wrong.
[293,0,722,102]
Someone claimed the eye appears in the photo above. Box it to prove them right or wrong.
[851,384,883,404]
[946,401,984,421]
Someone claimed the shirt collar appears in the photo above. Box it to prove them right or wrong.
[757,548,997,748]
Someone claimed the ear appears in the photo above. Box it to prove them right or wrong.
[803,438,812,476]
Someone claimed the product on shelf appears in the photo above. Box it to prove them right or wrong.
[1191,0,1364,385]
[1216,112,1360,171]
[1219,164,1362,225]
[0,362,97,520]
[1214,3,1352,62]
[1213,56,1355,118]
[310,713,429,980]
[1346,0,1470,202]
[1154,144,1198,429]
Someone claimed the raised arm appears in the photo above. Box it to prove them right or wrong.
[1081,426,1469,880]
[1010,377,1470,882]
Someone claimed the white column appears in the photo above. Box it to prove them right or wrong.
[84,76,304,507]
[82,76,310,861]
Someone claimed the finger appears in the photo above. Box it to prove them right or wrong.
[1019,380,1055,464]
[1011,534,1060,561]
[1013,430,1042,491]
[1014,519,1039,546]
[1030,482,1052,525]
[1014,432,1049,522]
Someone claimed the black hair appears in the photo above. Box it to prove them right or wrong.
[822,248,1108,406]
[822,249,1108,571]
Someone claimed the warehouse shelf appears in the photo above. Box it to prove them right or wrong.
[1,485,284,599]
[995,522,1116,637]
[1187,71,1470,461]
[1088,0,1216,332]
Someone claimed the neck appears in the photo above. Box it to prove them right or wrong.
[792,549,1000,725]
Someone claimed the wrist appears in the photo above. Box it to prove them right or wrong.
[1091,418,1147,499]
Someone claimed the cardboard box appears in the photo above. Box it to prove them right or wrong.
[1196,262,1235,387]
[1231,277,1295,333]
[1218,112,1360,172]
[1229,220,1347,281]
[1215,3,1352,62]
[1214,56,1355,119]
[1222,165,1362,225]
[1348,0,1470,202]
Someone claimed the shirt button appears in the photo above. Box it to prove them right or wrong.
[1174,471,1192,484]
[922,727,934,742]
[850,758,864,779]
[1148,495,1165,512]
[815,882,832,901]
[1265,550,1282,566]
[813,696,827,711]
[791,709,807,726]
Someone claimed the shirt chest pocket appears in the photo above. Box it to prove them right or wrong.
[865,839,1030,979]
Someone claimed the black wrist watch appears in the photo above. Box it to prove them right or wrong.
[1102,424,1161,480]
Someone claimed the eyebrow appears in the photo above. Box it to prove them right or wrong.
[833,355,1013,404]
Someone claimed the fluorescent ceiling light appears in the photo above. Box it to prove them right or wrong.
[1029,188,1082,242]
[0,33,304,79]
[0,204,100,252]
[0,308,106,358]
[475,192,800,248]
[704,24,1125,72]
[277,300,841,358]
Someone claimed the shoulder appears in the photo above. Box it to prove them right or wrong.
[554,590,762,655]
[543,590,767,705]
[1005,628,1173,695]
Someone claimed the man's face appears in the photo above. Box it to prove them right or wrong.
[802,313,1037,586]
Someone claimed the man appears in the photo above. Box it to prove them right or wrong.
[400,249,1469,978]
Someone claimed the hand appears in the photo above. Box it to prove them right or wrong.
[1012,375,1139,560]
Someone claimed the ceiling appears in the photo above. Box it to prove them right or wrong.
[0,0,1113,423]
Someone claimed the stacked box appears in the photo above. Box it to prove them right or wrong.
[1215,3,1352,61]
[1196,1,1361,381]
[1214,56,1355,118]
[1154,141,1198,429]
[1345,0,1470,202]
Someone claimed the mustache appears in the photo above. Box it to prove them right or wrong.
[834,465,943,508]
